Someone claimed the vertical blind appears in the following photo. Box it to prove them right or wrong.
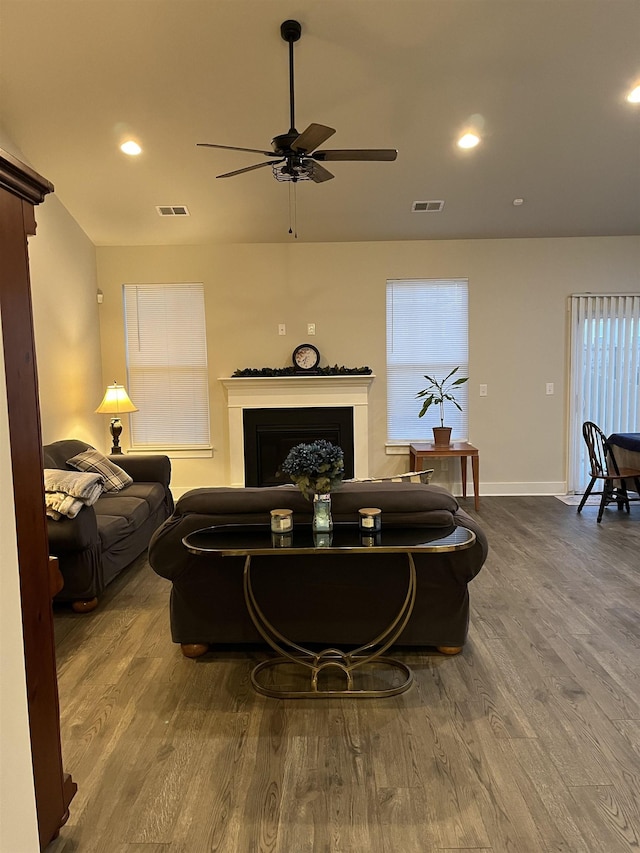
[568,293,640,491]
[123,283,211,450]
[386,279,468,441]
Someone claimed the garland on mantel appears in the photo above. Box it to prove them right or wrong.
[232,365,373,377]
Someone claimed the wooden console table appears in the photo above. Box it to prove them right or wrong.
[410,441,480,510]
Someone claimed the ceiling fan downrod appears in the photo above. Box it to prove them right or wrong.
[281,19,301,135]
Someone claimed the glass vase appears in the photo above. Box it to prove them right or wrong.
[312,493,333,532]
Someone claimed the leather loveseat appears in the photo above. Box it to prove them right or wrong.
[148,481,488,657]
[44,439,173,611]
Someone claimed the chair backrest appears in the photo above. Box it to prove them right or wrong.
[582,421,620,477]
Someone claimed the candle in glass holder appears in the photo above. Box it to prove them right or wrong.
[358,507,382,532]
[270,508,293,533]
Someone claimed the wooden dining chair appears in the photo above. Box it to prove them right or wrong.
[578,421,640,522]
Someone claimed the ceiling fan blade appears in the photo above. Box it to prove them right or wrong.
[312,149,398,162]
[216,160,283,179]
[310,162,335,183]
[198,142,278,157]
[291,123,336,154]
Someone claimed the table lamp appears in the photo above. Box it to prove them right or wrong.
[95,381,138,454]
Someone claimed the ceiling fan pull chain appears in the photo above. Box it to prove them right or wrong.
[288,182,298,238]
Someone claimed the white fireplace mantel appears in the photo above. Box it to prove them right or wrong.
[221,375,375,487]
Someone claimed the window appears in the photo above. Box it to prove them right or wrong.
[568,293,640,491]
[386,279,468,442]
[123,283,210,451]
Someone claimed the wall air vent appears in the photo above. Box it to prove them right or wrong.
[156,205,190,216]
[411,200,445,213]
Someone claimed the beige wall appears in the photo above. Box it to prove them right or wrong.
[0,127,104,448]
[96,235,640,495]
[29,194,104,447]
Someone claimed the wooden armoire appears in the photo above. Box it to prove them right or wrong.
[0,148,77,849]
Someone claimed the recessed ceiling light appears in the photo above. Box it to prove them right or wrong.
[120,140,142,156]
[513,198,524,206]
[627,85,640,103]
[457,132,480,149]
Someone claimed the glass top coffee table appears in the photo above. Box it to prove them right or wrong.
[183,523,476,699]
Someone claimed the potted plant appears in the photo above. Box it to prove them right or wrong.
[416,367,468,447]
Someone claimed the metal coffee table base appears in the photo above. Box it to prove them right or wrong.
[243,553,416,699]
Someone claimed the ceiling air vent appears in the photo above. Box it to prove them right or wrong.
[156,205,190,217]
[411,200,445,213]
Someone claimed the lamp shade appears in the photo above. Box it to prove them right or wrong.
[95,382,138,415]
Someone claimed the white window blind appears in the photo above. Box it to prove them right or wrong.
[568,293,640,491]
[123,283,211,450]
[386,279,468,441]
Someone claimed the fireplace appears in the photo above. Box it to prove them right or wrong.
[243,407,355,487]
[221,375,375,487]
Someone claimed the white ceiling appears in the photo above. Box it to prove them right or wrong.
[1,0,639,246]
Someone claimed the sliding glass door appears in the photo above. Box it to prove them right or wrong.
[568,294,640,492]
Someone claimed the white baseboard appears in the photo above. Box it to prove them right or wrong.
[435,480,567,497]
[463,481,567,496]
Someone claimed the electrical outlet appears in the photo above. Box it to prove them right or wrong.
[546,382,554,395]
[307,323,316,336]
[479,384,487,397]
[278,324,286,336]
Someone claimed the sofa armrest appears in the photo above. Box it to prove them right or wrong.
[46,504,99,552]
[109,453,171,487]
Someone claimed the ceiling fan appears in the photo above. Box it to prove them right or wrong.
[197,19,397,183]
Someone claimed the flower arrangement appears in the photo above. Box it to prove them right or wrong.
[281,440,345,498]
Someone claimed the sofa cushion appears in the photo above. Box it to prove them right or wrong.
[172,481,459,528]
[107,482,167,514]
[331,481,457,526]
[95,514,132,550]
[94,495,151,549]
[68,449,133,491]
[94,495,150,526]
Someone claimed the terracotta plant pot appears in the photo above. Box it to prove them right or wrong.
[432,426,452,447]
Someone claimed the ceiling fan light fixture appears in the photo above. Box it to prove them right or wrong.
[272,160,314,182]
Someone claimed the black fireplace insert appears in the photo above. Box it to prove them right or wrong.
[243,407,355,487]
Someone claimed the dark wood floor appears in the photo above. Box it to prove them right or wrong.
[47,496,640,852]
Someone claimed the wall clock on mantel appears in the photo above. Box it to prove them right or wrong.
[292,343,320,372]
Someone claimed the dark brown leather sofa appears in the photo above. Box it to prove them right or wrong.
[148,481,488,656]
[44,439,173,610]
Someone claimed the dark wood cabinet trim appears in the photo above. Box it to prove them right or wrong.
[0,152,76,850]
